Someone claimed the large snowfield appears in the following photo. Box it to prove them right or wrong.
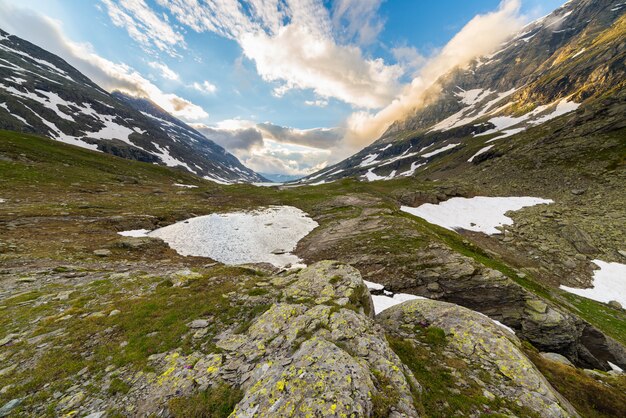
[120,206,318,268]
[401,196,553,234]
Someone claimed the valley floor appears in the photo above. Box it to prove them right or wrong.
[1,131,626,417]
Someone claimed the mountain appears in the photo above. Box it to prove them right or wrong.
[259,172,303,183]
[299,0,625,184]
[0,28,265,183]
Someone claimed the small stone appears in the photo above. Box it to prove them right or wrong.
[193,328,208,339]
[482,390,496,401]
[608,300,622,310]
[16,277,35,283]
[271,249,287,255]
[109,309,121,316]
[541,352,574,367]
[570,189,586,195]
[427,282,441,292]
[56,291,73,301]
[105,365,116,373]
[0,334,17,347]
[88,312,106,319]
[618,250,626,259]
[189,319,210,329]
[84,412,106,418]
[0,385,13,395]
[0,399,21,417]
[93,249,111,257]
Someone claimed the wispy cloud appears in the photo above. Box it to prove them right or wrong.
[148,61,179,81]
[191,80,217,95]
[101,0,185,56]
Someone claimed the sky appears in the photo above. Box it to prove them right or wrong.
[0,0,566,176]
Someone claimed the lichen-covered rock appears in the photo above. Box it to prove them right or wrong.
[275,260,375,317]
[223,261,418,417]
[378,299,578,418]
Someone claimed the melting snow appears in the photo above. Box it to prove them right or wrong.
[400,161,426,177]
[145,206,318,268]
[560,260,626,307]
[401,196,553,235]
[118,229,151,237]
[359,153,380,167]
[371,293,425,315]
[421,143,459,158]
[173,183,198,189]
[364,281,426,315]
[153,143,197,173]
[468,145,495,162]
[362,168,397,182]
[571,48,586,59]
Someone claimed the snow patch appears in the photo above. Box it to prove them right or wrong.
[560,260,626,307]
[147,206,318,268]
[421,143,459,158]
[400,161,426,177]
[468,145,494,162]
[118,229,151,237]
[401,196,553,235]
[173,183,198,189]
[359,153,380,167]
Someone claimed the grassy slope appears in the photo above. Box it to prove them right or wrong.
[1,130,625,416]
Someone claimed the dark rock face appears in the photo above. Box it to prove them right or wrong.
[0,29,265,183]
[384,244,626,371]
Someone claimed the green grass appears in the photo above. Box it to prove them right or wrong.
[388,335,539,418]
[524,343,626,418]
[169,384,243,418]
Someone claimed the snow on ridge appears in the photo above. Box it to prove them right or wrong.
[401,196,553,235]
[560,260,626,307]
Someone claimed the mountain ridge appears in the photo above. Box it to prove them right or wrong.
[0,28,266,183]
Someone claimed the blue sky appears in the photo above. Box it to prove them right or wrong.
[0,0,566,175]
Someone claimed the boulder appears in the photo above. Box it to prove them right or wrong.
[378,299,578,418]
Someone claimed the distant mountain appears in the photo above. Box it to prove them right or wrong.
[0,28,266,183]
[259,173,303,183]
[298,0,625,184]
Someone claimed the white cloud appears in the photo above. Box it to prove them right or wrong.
[342,0,526,148]
[240,25,402,108]
[101,0,185,56]
[0,2,208,121]
[191,80,217,94]
[392,46,427,75]
[305,99,328,107]
[191,120,339,175]
[331,0,384,45]
[154,0,401,109]
[148,61,179,80]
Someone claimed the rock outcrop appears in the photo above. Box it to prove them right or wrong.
[124,261,596,417]
[384,244,626,371]
[378,299,578,418]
